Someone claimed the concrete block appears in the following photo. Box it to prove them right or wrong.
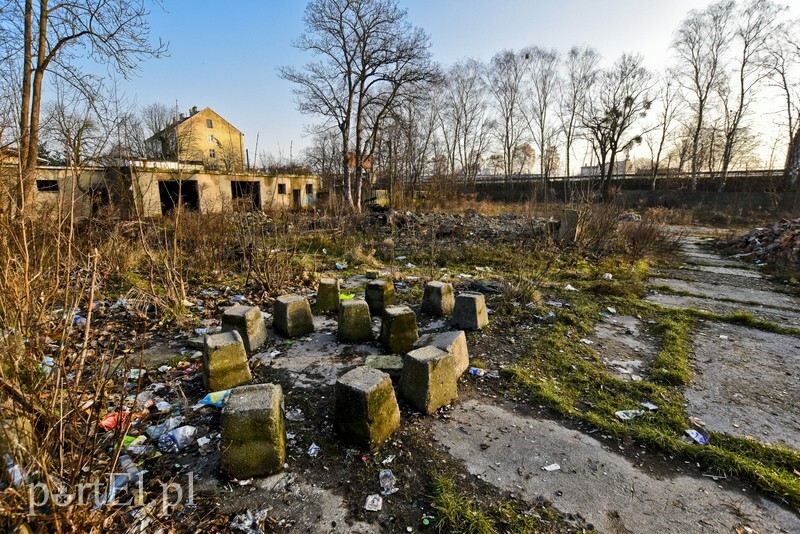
[421,281,455,316]
[315,278,340,313]
[0,416,34,458]
[337,299,373,342]
[273,294,314,338]
[400,346,458,414]
[366,269,380,280]
[558,209,580,242]
[452,292,489,330]
[379,305,418,354]
[365,280,395,316]
[413,330,469,375]
[222,304,268,353]
[334,366,400,449]
[364,354,404,380]
[221,383,286,479]
[203,331,252,391]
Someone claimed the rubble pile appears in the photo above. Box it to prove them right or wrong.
[735,218,800,268]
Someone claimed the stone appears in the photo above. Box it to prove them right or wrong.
[202,331,252,391]
[366,269,380,280]
[364,354,404,380]
[379,305,418,354]
[334,366,400,450]
[399,346,458,414]
[315,278,340,313]
[273,294,314,338]
[558,209,580,242]
[221,383,286,479]
[222,304,268,353]
[365,280,395,316]
[337,299,373,342]
[187,336,205,350]
[412,330,469,376]
[452,292,489,330]
[421,281,455,316]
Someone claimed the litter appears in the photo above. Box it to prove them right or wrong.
[146,416,185,440]
[542,463,561,471]
[564,284,579,291]
[155,401,172,412]
[640,402,658,411]
[40,357,55,376]
[98,411,131,431]
[198,389,231,408]
[533,312,556,321]
[197,436,211,448]
[382,455,395,465]
[603,273,613,280]
[615,410,645,421]
[606,307,617,315]
[307,443,321,457]
[578,338,593,345]
[157,365,172,373]
[685,428,710,445]
[405,263,416,268]
[335,263,348,270]
[467,367,486,377]
[719,335,729,340]
[379,469,398,495]
[4,454,23,487]
[232,295,247,303]
[285,408,305,422]
[339,293,356,301]
[395,256,407,261]
[157,425,197,453]
[97,455,142,507]
[364,494,383,512]
[267,350,282,358]
[229,509,270,533]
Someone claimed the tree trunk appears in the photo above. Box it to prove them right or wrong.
[690,110,703,191]
[784,124,800,191]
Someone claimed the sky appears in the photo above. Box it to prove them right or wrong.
[114,0,799,166]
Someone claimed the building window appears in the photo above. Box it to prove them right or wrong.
[36,179,59,192]
[209,149,216,158]
[278,183,287,195]
[206,119,213,128]
[208,134,215,143]
[305,183,313,195]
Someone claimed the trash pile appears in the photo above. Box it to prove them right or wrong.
[735,218,800,268]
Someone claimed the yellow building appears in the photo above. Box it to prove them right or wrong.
[149,106,245,172]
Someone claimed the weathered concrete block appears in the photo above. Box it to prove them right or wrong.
[364,354,404,380]
[0,416,34,458]
[400,346,458,414]
[222,304,268,353]
[452,292,489,330]
[365,280,395,316]
[379,305,418,354]
[421,281,455,316]
[273,294,314,338]
[203,331,252,391]
[558,209,580,242]
[413,330,469,375]
[315,278,340,313]
[334,366,400,450]
[221,383,286,479]
[365,269,380,280]
[338,299,373,342]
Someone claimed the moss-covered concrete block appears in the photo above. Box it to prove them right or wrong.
[412,330,469,375]
[334,366,400,450]
[379,305,418,354]
[338,299,373,342]
[221,383,286,479]
[222,304,268,353]
[558,209,580,243]
[365,280,395,316]
[203,331,252,391]
[0,416,34,458]
[273,294,314,338]
[315,278,340,313]
[364,354,404,380]
[452,292,489,330]
[422,281,455,316]
[399,346,458,414]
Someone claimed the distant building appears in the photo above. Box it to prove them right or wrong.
[147,106,245,172]
[580,158,633,177]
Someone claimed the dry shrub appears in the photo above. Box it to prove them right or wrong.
[577,202,623,257]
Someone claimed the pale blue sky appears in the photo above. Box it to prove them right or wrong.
[115,0,797,164]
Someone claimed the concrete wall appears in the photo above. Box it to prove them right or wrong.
[23,167,105,217]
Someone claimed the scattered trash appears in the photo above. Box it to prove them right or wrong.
[405,262,416,268]
[719,335,729,340]
[155,401,173,412]
[395,256,407,261]
[578,338,593,345]
[157,365,172,373]
[229,509,270,533]
[98,411,131,431]
[640,402,658,411]
[382,454,395,465]
[40,357,55,376]
[599,312,611,318]
[339,293,356,301]
[197,436,211,448]
[285,408,305,422]
[198,389,231,408]
[685,428,710,445]
[128,369,145,380]
[4,454,23,487]
[364,494,383,512]
[73,315,87,326]
[146,416,185,440]
[564,284,579,291]
[615,410,645,421]
[98,455,142,507]
[158,425,197,453]
[546,300,569,308]
[533,312,556,321]
[307,443,321,457]
[603,273,613,280]
[335,263,348,270]
[606,307,617,315]
[467,367,486,377]
[232,295,247,303]
[379,469,398,495]
[542,463,561,471]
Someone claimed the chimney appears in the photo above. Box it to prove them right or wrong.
[190,106,198,116]
[179,113,185,120]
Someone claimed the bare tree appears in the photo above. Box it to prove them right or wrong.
[767,19,800,188]
[0,0,165,212]
[559,46,600,178]
[280,0,433,211]
[645,68,683,190]
[717,0,784,191]
[581,53,653,202]
[673,0,732,190]
[521,46,561,191]
[487,49,528,181]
